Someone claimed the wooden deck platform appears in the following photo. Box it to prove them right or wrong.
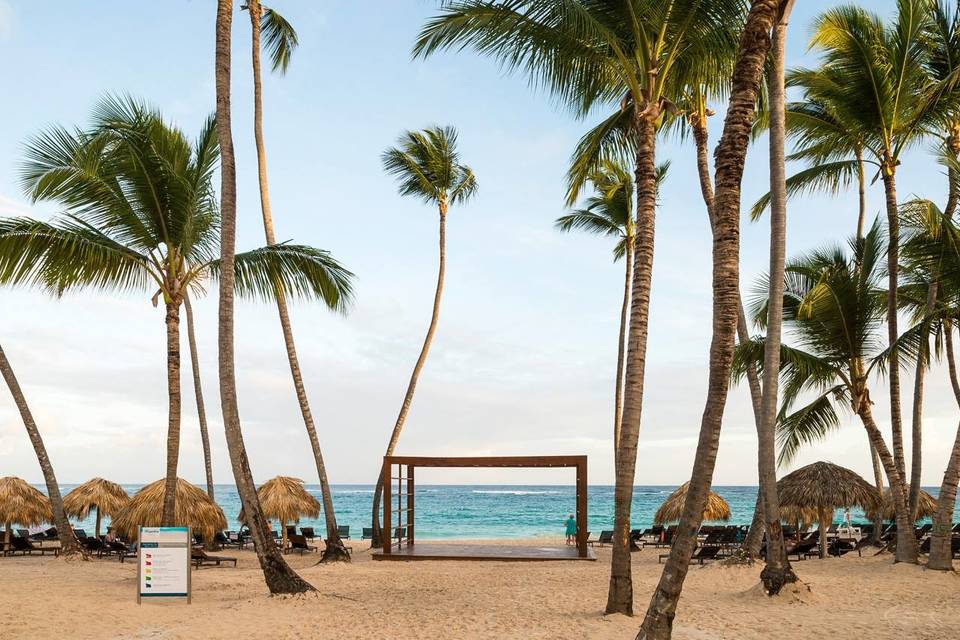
[371,543,596,562]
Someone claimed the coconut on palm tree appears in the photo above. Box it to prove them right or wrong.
[415,0,745,615]
[0,96,352,533]
[555,160,668,470]
[370,126,476,548]
[213,0,314,594]
[241,0,349,561]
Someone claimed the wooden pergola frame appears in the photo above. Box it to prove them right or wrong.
[381,455,589,559]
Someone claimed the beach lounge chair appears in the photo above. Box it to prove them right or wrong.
[73,528,89,540]
[362,527,374,541]
[593,530,614,547]
[654,526,676,548]
[286,534,317,555]
[8,536,59,557]
[394,526,407,542]
[286,525,297,540]
[338,525,351,540]
[787,538,818,561]
[658,546,720,564]
[192,548,237,568]
[300,526,316,540]
[105,540,136,563]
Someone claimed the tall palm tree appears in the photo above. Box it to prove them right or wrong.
[800,4,934,543]
[753,0,798,595]
[0,343,82,557]
[214,0,314,594]
[637,2,781,636]
[242,0,349,561]
[737,223,919,565]
[555,160,668,469]
[182,293,215,501]
[415,0,745,614]
[0,96,353,533]
[370,126,477,548]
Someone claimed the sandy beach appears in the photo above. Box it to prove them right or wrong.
[2,538,957,640]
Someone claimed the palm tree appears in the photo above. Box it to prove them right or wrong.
[753,0,798,595]
[0,96,353,535]
[636,2,780,636]
[555,160,668,470]
[736,223,919,565]
[800,4,934,545]
[182,293,215,501]
[370,126,477,548]
[0,343,82,557]
[214,0,314,594]
[242,0,349,561]
[415,0,745,614]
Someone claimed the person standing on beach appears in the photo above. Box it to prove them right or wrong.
[564,514,576,545]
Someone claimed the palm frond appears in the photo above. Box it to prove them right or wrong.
[262,6,299,74]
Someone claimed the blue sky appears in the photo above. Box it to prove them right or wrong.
[1,0,957,486]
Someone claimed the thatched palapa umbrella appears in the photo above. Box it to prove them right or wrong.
[654,482,731,525]
[777,461,881,559]
[111,478,226,542]
[239,476,320,548]
[865,488,937,523]
[0,476,52,545]
[63,478,130,539]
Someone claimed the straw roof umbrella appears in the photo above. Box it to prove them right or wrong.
[239,476,320,548]
[0,476,52,545]
[777,461,881,559]
[63,478,130,539]
[654,482,731,525]
[865,488,937,523]
[111,478,226,542]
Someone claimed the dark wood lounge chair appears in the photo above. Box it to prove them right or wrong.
[300,526,316,540]
[659,545,721,564]
[592,530,614,547]
[362,527,374,541]
[286,534,317,554]
[338,525,351,540]
[192,548,238,568]
[8,536,59,557]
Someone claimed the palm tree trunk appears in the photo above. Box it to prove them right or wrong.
[757,1,797,594]
[929,321,960,569]
[636,2,778,636]
[605,115,657,616]
[246,0,348,562]
[183,294,215,501]
[855,148,866,240]
[856,398,919,563]
[161,300,182,526]
[880,164,907,486]
[214,0,313,594]
[817,508,829,559]
[869,440,885,544]
[692,115,765,562]
[372,203,448,548]
[0,343,82,557]
[614,238,634,470]
[908,281,937,520]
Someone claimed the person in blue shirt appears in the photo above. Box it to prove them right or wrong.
[564,514,576,545]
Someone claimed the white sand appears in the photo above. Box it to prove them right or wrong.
[1,538,957,639]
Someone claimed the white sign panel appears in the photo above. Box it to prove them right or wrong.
[137,526,191,603]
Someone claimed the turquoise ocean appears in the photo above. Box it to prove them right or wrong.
[49,484,957,539]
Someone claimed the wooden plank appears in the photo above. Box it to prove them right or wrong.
[576,459,587,558]
[371,542,596,562]
[382,458,391,555]
[385,455,586,468]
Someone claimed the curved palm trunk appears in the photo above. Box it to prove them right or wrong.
[0,344,82,558]
[161,300,182,526]
[856,398,919,564]
[371,204,447,548]
[855,148,866,241]
[637,2,777,636]
[869,440,885,544]
[880,165,907,490]
[614,238,634,469]
[605,115,657,616]
[908,282,937,520]
[247,0,347,562]
[757,2,798,594]
[930,323,960,570]
[184,294,215,501]
[692,117,765,562]
[215,0,313,594]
